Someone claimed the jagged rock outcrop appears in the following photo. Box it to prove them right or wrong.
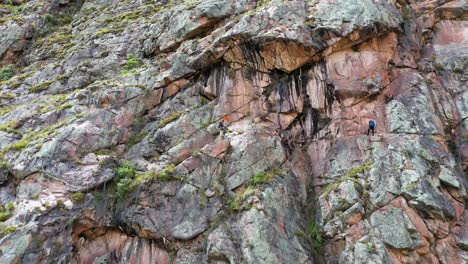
[0,0,466,263]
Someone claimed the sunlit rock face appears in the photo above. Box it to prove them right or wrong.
[0,0,466,263]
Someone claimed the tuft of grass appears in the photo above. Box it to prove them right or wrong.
[0,120,21,135]
[226,197,243,212]
[3,136,30,152]
[0,158,10,170]
[367,242,375,253]
[49,32,72,43]
[115,160,137,180]
[5,202,14,211]
[30,80,54,93]
[323,160,373,197]
[0,106,14,115]
[347,160,373,178]
[114,161,177,198]
[306,217,323,254]
[249,166,287,185]
[40,102,72,114]
[120,54,141,74]
[95,27,123,37]
[1,225,17,235]
[159,111,184,127]
[133,164,177,183]
[226,186,256,212]
[0,212,10,221]
[127,130,148,147]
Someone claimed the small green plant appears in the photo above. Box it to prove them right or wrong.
[5,202,14,211]
[305,218,323,254]
[114,161,177,198]
[0,106,14,115]
[115,160,137,180]
[0,212,10,221]
[120,54,141,74]
[114,160,137,198]
[337,197,346,203]
[226,197,243,212]
[0,65,15,81]
[0,162,8,171]
[363,190,369,198]
[95,27,124,37]
[367,242,375,253]
[70,192,85,202]
[1,225,17,235]
[304,20,313,27]
[226,186,256,212]
[3,135,31,151]
[347,160,373,178]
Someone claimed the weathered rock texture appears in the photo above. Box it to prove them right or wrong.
[0,0,466,263]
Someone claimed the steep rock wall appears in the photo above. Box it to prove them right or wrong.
[0,0,466,263]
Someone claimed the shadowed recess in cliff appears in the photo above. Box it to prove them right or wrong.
[319,60,336,114]
[205,62,229,99]
[275,64,330,141]
[71,221,171,263]
[237,40,265,71]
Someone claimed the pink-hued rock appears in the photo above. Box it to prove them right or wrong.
[72,227,170,264]
[433,20,468,46]
[201,137,231,159]
[326,33,397,101]
[436,236,463,264]
[390,197,434,242]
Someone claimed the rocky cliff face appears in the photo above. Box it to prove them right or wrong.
[0,0,467,263]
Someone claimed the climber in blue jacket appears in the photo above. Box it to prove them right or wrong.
[367,120,375,136]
